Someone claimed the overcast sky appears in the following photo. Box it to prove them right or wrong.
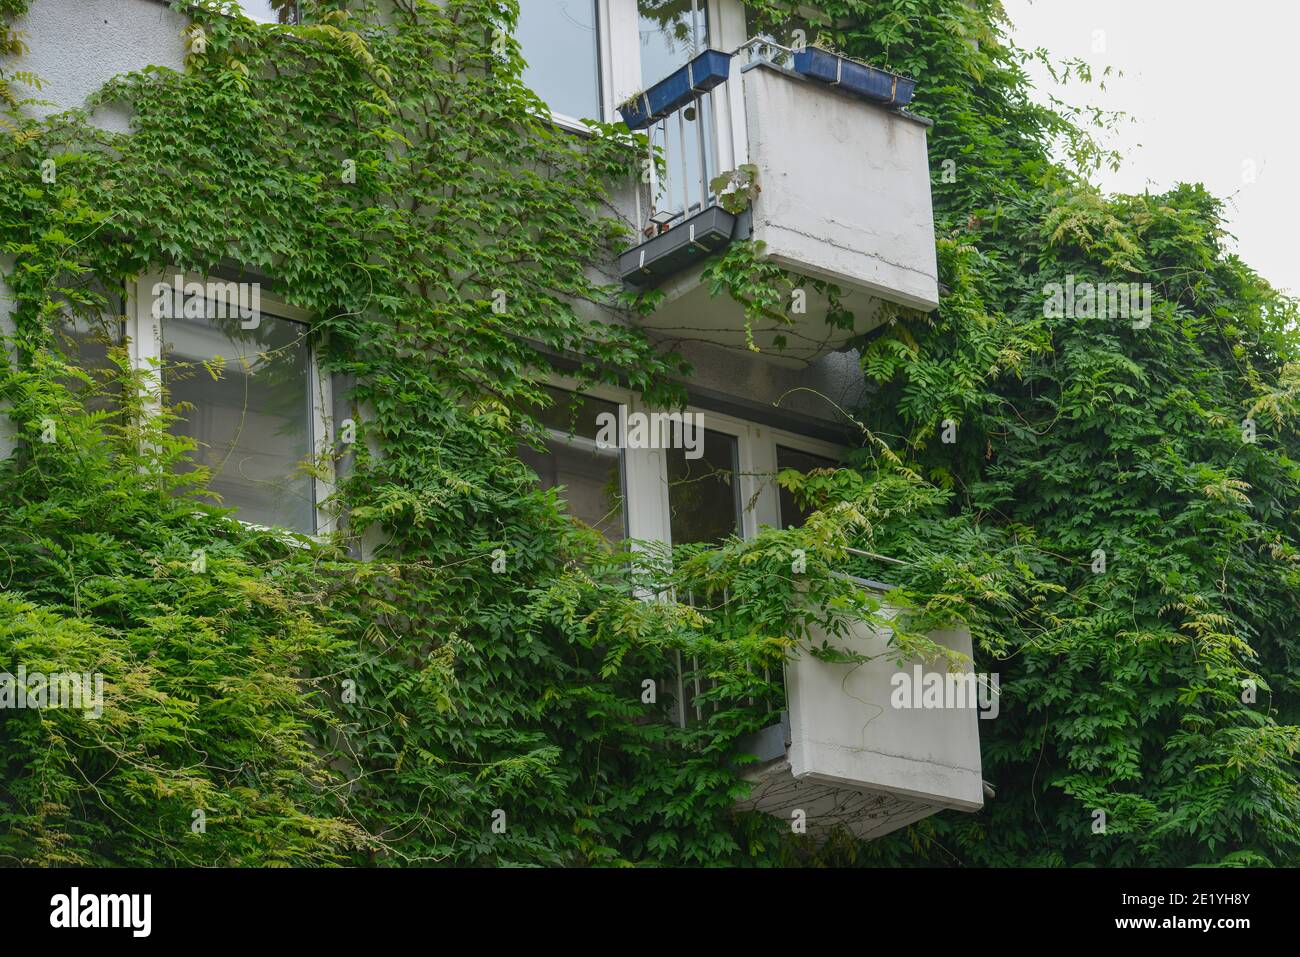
[1002,0,1298,296]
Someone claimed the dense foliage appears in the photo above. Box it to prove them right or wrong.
[0,0,897,866]
[1,0,1297,867]
[745,0,1300,865]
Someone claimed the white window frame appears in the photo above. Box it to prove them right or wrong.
[516,0,624,134]
[711,0,749,170]
[543,374,843,547]
[653,404,842,544]
[231,2,303,25]
[126,271,336,539]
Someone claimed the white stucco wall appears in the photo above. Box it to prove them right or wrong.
[786,612,985,811]
[1,1,187,457]
[743,62,941,312]
[6,0,188,129]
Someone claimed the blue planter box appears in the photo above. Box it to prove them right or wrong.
[619,49,733,130]
[792,47,915,108]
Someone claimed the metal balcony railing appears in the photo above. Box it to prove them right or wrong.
[630,37,802,239]
[669,588,784,730]
[632,77,721,237]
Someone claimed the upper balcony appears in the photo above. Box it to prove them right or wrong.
[618,40,940,366]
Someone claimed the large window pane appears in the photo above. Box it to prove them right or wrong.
[56,312,121,414]
[237,1,300,24]
[518,0,602,121]
[776,445,836,529]
[519,387,626,541]
[163,308,316,534]
[667,428,740,545]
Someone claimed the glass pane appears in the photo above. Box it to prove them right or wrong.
[776,446,837,529]
[56,312,121,413]
[519,388,626,541]
[163,307,316,534]
[518,0,602,120]
[667,428,740,546]
[531,385,609,436]
[639,0,709,81]
[238,1,299,23]
[638,0,715,220]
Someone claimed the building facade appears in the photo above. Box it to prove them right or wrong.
[1,0,982,842]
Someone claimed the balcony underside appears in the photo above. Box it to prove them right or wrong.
[643,257,895,367]
[737,757,953,841]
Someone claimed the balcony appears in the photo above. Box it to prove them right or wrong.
[619,42,940,366]
[732,581,985,841]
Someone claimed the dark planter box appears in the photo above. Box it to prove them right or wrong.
[792,47,915,108]
[619,205,737,287]
[619,49,733,130]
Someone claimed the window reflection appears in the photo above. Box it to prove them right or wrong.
[163,307,316,534]
[666,428,741,545]
[519,387,627,541]
[56,313,122,415]
[776,445,836,529]
[518,0,603,121]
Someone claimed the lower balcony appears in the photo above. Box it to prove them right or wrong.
[733,590,985,841]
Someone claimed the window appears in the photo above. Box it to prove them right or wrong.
[519,387,627,540]
[638,0,709,83]
[129,274,331,537]
[666,427,741,546]
[521,385,843,549]
[514,391,840,728]
[56,313,121,414]
[517,0,603,122]
[776,445,837,529]
[237,1,301,24]
[162,307,318,534]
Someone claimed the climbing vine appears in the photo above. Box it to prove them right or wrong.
[739,0,1300,866]
[2,0,1298,868]
[0,0,923,866]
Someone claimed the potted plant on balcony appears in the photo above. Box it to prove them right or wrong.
[618,48,734,131]
[791,45,916,108]
[710,164,761,215]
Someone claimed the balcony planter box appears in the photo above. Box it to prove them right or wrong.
[792,47,915,108]
[618,49,733,130]
[619,205,736,286]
